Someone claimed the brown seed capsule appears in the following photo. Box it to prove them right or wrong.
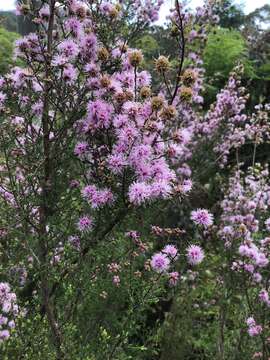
[140,86,152,99]
[124,90,134,101]
[179,86,193,102]
[75,6,87,19]
[155,56,170,73]
[239,224,247,233]
[151,96,164,111]
[170,24,179,37]
[100,75,111,88]
[128,50,143,67]
[114,92,126,104]
[109,6,119,19]
[120,44,128,53]
[182,69,196,86]
[161,105,177,120]
[98,47,109,62]
[15,125,25,135]
[115,3,122,11]
[134,271,142,278]
[20,4,31,16]
[84,27,93,34]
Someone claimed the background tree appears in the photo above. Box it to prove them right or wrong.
[0,11,17,32]
[0,27,18,74]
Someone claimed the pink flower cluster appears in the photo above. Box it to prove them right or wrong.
[82,185,114,209]
[246,317,263,337]
[0,283,19,343]
[150,244,180,286]
[186,245,205,265]
[191,209,213,228]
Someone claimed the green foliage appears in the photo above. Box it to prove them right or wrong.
[0,27,18,74]
[203,28,255,104]
[0,11,18,33]
[204,28,253,81]
[135,34,159,60]
[214,0,245,29]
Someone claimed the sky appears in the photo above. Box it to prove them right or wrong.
[159,0,269,23]
[0,0,269,14]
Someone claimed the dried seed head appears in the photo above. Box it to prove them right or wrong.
[75,6,87,19]
[98,47,109,62]
[109,6,120,18]
[140,86,152,99]
[100,75,111,88]
[161,105,177,120]
[124,90,134,101]
[151,96,164,111]
[182,69,196,86]
[128,50,143,67]
[155,56,170,73]
[170,25,179,37]
[20,4,31,15]
[114,92,126,104]
[179,86,193,102]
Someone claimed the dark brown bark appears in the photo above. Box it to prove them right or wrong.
[38,1,65,359]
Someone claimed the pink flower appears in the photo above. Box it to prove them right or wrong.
[191,208,213,227]
[246,317,256,327]
[39,4,50,21]
[86,100,113,131]
[77,216,93,232]
[265,218,270,231]
[82,185,113,209]
[58,39,79,59]
[162,245,178,260]
[259,289,270,306]
[0,330,10,342]
[63,64,77,84]
[150,253,170,273]
[80,33,97,59]
[168,272,179,286]
[186,245,205,265]
[74,142,89,157]
[0,92,6,109]
[253,273,262,283]
[128,181,151,205]
[137,71,151,87]
[112,275,120,287]
[65,17,82,38]
[182,179,193,193]
[107,153,127,173]
[248,325,262,337]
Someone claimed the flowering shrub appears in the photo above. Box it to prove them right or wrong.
[0,283,19,343]
[0,0,269,359]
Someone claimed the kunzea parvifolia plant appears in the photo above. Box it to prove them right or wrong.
[0,0,270,359]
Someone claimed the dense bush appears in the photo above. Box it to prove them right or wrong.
[0,27,18,74]
[0,1,269,359]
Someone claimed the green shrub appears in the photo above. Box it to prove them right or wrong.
[0,27,18,74]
